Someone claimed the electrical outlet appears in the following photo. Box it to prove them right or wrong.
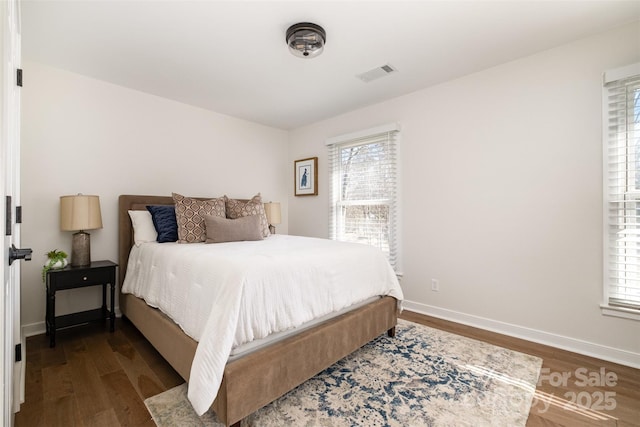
[431,279,440,292]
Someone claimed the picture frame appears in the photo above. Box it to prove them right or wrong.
[294,157,318,196]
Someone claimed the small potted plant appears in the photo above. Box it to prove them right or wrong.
[42,249,68,282]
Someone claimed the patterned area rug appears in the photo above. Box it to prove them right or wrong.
[145,320,542,426]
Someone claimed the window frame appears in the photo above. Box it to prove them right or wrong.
[602,62,640,321]
[326,123,401,271]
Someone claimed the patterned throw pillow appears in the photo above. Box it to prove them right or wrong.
[224,193,270,238]
[172,193,225,243]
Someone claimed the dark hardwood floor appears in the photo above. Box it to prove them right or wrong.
[15,312,640,427]
[15,318,183,427]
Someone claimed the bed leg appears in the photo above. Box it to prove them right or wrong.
[229,422,241,427]
[387,327,396,338]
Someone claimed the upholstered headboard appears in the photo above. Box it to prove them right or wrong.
[118,195,175,287]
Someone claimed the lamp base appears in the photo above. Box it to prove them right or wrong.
[71,231,91,267]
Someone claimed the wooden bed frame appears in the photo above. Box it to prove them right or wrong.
[118,195,399,427]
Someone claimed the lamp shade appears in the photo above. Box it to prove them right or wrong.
[60,195,103,231]
[263,202,281,225]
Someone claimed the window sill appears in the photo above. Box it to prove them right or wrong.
[600,304,640,321]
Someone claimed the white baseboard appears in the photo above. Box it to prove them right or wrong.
[403,300,640,369]
[22,305,123,338]
[22,322,45,338]
[23,300,640,369]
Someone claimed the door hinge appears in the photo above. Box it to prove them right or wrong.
[5,196,11,236]
[15,206,22,224]
[16,69,22,87]
[15,344,21,362]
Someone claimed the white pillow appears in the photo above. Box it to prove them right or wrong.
[128,210,157,246]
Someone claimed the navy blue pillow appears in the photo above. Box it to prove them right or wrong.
[146,205,178,243]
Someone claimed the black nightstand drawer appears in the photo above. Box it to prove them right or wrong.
[51,267,114,290]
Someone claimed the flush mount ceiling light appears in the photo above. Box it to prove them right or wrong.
[286,22,326,58]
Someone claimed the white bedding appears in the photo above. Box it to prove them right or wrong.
[121,234,403,415]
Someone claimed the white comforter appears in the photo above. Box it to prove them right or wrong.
[121,234,403,415]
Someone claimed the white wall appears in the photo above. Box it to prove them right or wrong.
[289,22,640,366]
[21,61,289,332]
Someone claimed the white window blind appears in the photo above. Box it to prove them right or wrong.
[604,63,640,310]
[327,124,399,269]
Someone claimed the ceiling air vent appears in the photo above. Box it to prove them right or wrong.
[356,64,398,83]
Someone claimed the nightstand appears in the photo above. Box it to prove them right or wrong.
[45,260,117,347]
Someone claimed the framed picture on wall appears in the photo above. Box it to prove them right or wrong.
[294,157,318,196]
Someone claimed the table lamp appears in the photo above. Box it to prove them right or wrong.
[60,194,103,266]
[263,202,281,234]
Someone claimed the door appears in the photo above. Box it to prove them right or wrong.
[1,0,25,425]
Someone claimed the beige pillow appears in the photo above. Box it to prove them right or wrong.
[224,193,270,237]
[205,214,264,243]
[172,193,225,243]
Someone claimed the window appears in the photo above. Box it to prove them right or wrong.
[327,123,400,270]
[603,63,640,316]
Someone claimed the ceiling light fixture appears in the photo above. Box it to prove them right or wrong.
[286,22,326,58]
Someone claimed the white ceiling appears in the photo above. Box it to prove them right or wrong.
[21,1,640,130]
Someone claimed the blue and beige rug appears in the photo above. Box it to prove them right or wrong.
[145,320,542,426]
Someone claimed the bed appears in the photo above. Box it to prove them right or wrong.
[118,194,401,427]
